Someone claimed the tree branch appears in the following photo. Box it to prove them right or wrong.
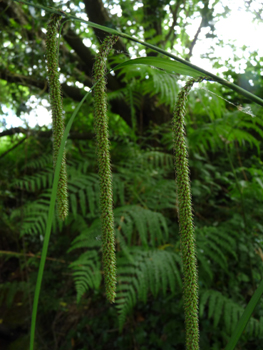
[0,136,27,160]
[187,17,204,60]
[0,67,132,126]
[62,26,95,78]
[165,1,181,44]
[83,0,128,56]
[0,127,94,140]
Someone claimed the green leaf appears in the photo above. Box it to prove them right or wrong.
[225,278,263,350]
[114,57,202,78]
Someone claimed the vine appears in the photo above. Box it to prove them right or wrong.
[46,14,68,220]
[93,35,119,303]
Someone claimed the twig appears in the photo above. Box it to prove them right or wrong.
[0,250,66,263]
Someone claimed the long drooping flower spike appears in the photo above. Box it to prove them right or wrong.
[173,76,207,350]
[46,14,68,220]
[93,35,119,303]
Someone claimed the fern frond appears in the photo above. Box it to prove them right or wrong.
[69,250,102,303]
[196,226,238,275]
[116,247,182,330]
[68,218,102,252]
[142,179,177,210]
[10,190,67,236]
[0,281,29,307]
[114,205,169,247]
[200,289,263,336]
[107,88,125,102]
[188,110,263,153]
[123,86,142,110]
[142,70,179,111]
[67,172,128,218]
[12,169,53,192]
[67,158,91,174]
[21,154,52,170]
[136,150,174,172]
[116,60,179,111]
[112,174,125,206]
[19,199,50,236]
[67,173,100,218]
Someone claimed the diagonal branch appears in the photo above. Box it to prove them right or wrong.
[187,17,204,60]
[62,26,95,78]
[165,1,181,43]
[0,136,27,160]
[0,127,93,140]
[83,0,128,56]
[0,68,132,127]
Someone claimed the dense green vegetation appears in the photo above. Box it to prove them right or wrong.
[0,0,263,349]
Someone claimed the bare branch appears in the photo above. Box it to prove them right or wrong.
[187,18,204,60]
[83,0,128,56]
[0,127,94,140]
[0,68,132,126]
[0,136,27,160]
[165,2,181,43]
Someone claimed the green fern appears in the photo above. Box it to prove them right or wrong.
[68,218,102,252]
[115,58,179,111]
[69,250,102,303]
[69,204,169,253]
[141,179,177,210]
[115,149,175,210]
[68,204,171,313]
[107,88,125,102]
[11,191,65,237]
[14,197,50,236]
[196,226,238,278]
[122,85,143,111]
[67,173,101,218]
[200,289,263,337]
[0,281,29,307]
[68,218,103,301]
[142,69,179,111]
[188,110,263,153]
[67,172,127,219]
[136,150,174,171]
[12,156,130,237]
[12,169,53,192]
[116,247,182,330]
[67,158,92,174]
[21,154,53,171]
[114,205,168,247]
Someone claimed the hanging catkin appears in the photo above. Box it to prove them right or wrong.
[46,14,68,220]
[173,76,207,350]
[93,35,119,303]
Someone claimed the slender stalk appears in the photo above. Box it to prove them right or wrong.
[173,76,206,350]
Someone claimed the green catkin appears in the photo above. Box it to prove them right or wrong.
[46,14,68,221]
[93,35,119,303]
[173,76,206,350]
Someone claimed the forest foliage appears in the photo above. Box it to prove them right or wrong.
[0,0,263,349]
